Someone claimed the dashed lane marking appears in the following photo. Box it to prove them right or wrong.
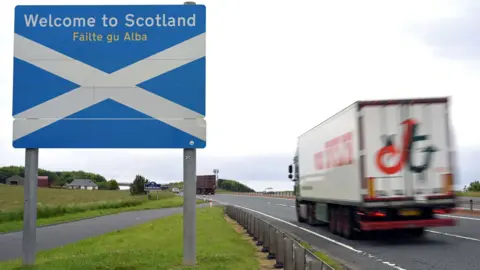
[426,230,480,242]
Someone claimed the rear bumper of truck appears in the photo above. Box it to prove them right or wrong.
[359,218,456,231]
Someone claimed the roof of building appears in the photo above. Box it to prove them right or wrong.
[67,179,98,187]
[6,175,24,180]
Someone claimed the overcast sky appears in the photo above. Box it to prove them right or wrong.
[1,0,479,191]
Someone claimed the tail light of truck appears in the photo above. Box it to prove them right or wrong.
[357,210,386,217]
[443,173,453,195]
[433,208,452,214]
[367,211,386,217]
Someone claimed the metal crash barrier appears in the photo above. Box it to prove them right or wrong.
[224,205,335,270]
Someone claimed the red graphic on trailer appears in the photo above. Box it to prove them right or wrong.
[314,131,353,170]
[375,118,437,175]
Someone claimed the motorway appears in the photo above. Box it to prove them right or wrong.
[210,194,480,270]
[1,195,478,269]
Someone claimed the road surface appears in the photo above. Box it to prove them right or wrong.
[210,194,480,270]
[0,203,211,262]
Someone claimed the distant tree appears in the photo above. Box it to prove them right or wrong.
[108,179,120,190]
[465,181,480,192]
[130,174,148,195]
[97,182,109,190]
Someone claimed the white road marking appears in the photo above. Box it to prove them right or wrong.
[227,204,407,270]
[438,214,480,221]
[426,230,480,242]
[276,204,287,207]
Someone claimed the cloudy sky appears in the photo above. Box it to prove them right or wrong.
[1,0,479,191]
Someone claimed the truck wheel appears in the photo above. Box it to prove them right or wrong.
[335,208,343,235]
[296,200,307,223]
[341,207,356,240]
[307,204,316,225]
[329,207,337,234]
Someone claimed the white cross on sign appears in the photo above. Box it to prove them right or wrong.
[13,33,206,142]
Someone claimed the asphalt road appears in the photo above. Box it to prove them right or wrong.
[210,194,480,270]
[0,203,210,262]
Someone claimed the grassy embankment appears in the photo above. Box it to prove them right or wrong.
[0,185,203,233]
[300,242,343,270]
[455,191,480,197]
[216,188,234,194]
[0,206,259,270]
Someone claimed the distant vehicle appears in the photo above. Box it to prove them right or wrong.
[172,188,180,194]
[263,187,275,194]
[196,175,216,195]
[289,97,456,240]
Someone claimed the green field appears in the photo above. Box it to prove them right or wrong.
[0,185,139,212]
[0,185,203,233]
[0,206,259,270]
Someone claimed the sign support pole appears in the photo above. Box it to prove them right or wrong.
[182,1,197,266]
[22,148,38,265]
[183,148,196,265]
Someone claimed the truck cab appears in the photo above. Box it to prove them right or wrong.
[288,147,300,195]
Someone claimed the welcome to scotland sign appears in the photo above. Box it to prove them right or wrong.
[13,5,206,149]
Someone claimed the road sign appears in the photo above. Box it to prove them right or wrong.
[13,5,206,149]
[144,181,162,191]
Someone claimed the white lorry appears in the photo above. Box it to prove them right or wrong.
[288,97,457,239]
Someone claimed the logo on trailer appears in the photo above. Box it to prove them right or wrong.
[375,118,437,175]
[314,131,353,170]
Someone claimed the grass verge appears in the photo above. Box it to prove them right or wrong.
[0,196,205,233]
[0,206,259,270]
[455,191,480,197]
[224,213,277,269]
[300,241,343,270]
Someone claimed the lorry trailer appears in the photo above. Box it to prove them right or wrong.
[288,97,456,239]
[196,175,216,195]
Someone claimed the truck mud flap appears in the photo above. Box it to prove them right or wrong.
[359,218,456,231]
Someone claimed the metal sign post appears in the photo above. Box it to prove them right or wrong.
[182,2,198,266]
[183,148,196,265]
[22,148,38,265]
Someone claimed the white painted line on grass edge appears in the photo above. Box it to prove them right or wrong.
[228,204,407,270]
[426,230,480,242]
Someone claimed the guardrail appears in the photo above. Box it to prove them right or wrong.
[233,191,295,198]
[456,198,480,211]
[231,192,480,211]
[225,205,335,270]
